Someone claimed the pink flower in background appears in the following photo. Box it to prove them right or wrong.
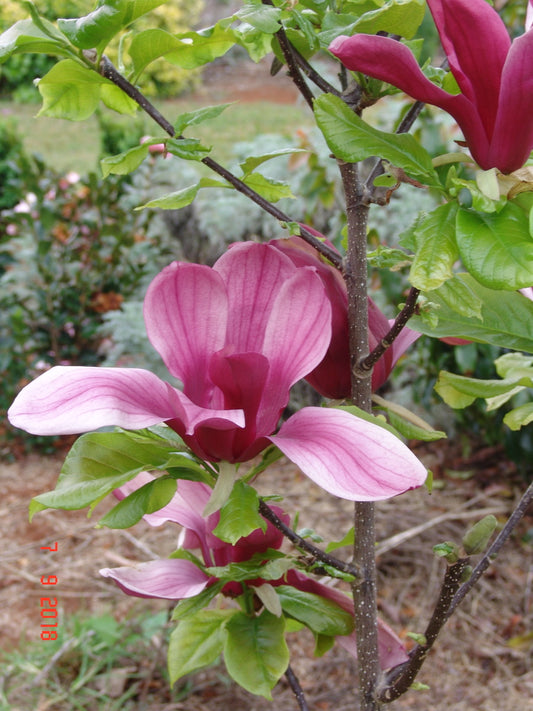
[271,235,419,398]
[8,241,426,501]
[329,0,533,173]
[100,474,408,670]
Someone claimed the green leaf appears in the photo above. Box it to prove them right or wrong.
[202,461,236,517]
[0,19,72,63]
[406,202,459,290]
[101,142,150,177]
[166,137,211,161]
[456,204,533,290]
[352,0,425,39]
[168,609,234,684]
[239,148,306,178]
[58,0,166,51]
[212,480,266,544]
[171,582,225,621]
[410,274,533,353]
[207,550,294,584]
[275,585,355,636]
[28,428,208,518]
[504,402,533,430]
[223,610,289,699]
[165,22,237,70]
[235,3,282,33]
[426,273,483,321]
[136,177,229,210]
[242,172,294,201]
[37,59,135,120]
[325,527,354,553]
[97,476,176,528]
[435,371,532,409]
[314,94,438,184]
[173,103,234,135]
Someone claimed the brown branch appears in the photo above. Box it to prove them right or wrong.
[273,21,315,109]
[379,478,533,703]
[355,287,420,378]
[258,500,360,579]
[98,55,343,270]
[285,665,310,711]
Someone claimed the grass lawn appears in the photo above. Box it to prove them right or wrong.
[0,97,312,175]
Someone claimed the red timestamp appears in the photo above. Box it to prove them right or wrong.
[40,541,59,641]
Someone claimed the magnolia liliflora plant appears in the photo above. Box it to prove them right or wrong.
[3,1,533,709]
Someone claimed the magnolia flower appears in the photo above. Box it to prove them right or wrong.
[270,235,419,398]
[329,0,533,174]
[8,242,426,501]
[100,474,408,670]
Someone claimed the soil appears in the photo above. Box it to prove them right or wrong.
[1,52,532,711]
[1,437,532,711]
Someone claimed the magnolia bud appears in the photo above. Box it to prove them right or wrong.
[462,515,498,555]
[433,541,461,564]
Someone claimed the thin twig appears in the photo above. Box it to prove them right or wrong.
[355,287,420,377]
[273,21,315,109]
[258,499,360,578]
[285,665,310,711]
[379,478,533,702]
[98,56,343,270]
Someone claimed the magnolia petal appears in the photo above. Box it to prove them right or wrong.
[8,366,184,436]
[269,408,427,501]
[144,262,228,405]
[490,31,533,173]
[285,570,408,669]
[100,559,209,599]
[214,242,296,353]
[329,34,489,169]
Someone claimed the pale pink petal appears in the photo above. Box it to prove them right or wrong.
[527,1,533,32]
[214,242,296,352]
[144,262,228,405]
[8,366,183,436]
[268,408,427,501]
[8,365,245,437]
[100,559,209,599]
[285,570,408,669]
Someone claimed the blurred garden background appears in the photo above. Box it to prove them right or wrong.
[0,1,531,709]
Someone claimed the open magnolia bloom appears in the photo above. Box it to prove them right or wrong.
[270,235,420,398]
[329,0,533,174]
[100,474,409,670]
[8,242,426,501]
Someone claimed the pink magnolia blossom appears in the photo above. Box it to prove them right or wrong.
[100,474,408,670]
[329,0,533,173]
[8,242,426,501]
[270,235,419,398]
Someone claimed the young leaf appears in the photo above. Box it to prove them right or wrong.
[456,204,533,290]
[212,480,266,544]
[136,177,229,210]
[171,582,225,621]
[435,371,532,409]
[275,585,355,636]
[242,172,294,201]
[235,3,282,34]
[165,22,237,70]
[405,202,459,291]
[314,93,438,185]
[97,476,177,529]
[168,609,234,685]
[503,402,533,430]
[0,19,72,63]
[173,103,234,135]
[239,148,306,178]
[223,610,289,699]
[28,428,207,517]
[166,137,211,161]
[101,143,150,177]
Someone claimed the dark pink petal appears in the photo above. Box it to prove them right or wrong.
[285,570,408,669]
[429,0,510,134]
[489,31,533,173]
[144,262,228,406]
[268,408,427,501]
[214,242,296,353]
[329,34,490,168]
[99,559,209,599]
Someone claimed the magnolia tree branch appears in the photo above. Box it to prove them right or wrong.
[258,499,360,578]
[355,286,421,377]
[272,20,316,108]
[98,56,343,270]
[285,665,310,711]
[379,478,533,702]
